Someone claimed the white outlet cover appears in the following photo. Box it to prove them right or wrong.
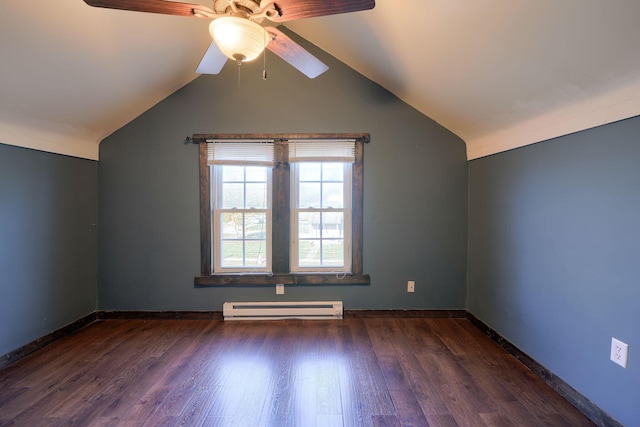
[610,337,629,368]
[407,281,415,293]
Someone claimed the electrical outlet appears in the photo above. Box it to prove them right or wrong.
[407,280,415,293]
[276,283,284,295]
[610,337,629,368]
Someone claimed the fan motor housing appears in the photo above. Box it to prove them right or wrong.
[214,0,273,22]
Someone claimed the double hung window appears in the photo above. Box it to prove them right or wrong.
[210,142,273,272]
[290,141,353,272]
[195,133,369,286]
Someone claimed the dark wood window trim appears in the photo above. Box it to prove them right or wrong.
[194,133,370,287]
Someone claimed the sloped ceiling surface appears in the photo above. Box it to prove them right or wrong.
[2,0,640,160]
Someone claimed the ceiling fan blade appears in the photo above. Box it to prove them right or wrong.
[266,0,374,22]
[82,0,214,17]
[266,27,328,79]
[196,42,228,75]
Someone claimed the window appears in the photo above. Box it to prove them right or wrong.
[194,133,369,286]
[208,141,274,273]
[214,164,271,272]
[290,140,354,272]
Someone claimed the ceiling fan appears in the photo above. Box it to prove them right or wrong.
[83,0,375,78]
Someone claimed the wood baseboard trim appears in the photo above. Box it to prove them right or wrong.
[345,309,467,318]
[467,313,622,427]
[96,310,223,320]
[0,312,97,370]
[97,309,466,320]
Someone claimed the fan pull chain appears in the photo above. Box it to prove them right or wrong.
[263,49,268,80]
[237,60,242,88]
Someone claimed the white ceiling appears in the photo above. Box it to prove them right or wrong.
[3,0,640,160]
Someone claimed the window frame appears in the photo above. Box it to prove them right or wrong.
[290,161,352,273]
[212,164,272,273]
[194,133,370,286]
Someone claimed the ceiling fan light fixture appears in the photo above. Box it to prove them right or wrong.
[209,16,270,62]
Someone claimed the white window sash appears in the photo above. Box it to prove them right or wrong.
[290,162,352,273]
[212,164,272,273]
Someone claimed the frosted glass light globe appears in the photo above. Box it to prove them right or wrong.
[209,17,270,62]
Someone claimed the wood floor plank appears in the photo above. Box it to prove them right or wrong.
[337,318,397,427]
[4,320,133,391]
[425,413,460,427]
[415,345,497,424]
[366,319,431,426]
[259,322,300,426]
[372,414,402,426]
[204,321,277,425]
[102,320,208,421]
[457,322,589,427]
[435,320,519,406]
[316,321,343,418]
[440,320,593,427]
[143,321,231,423]
[0,318,596,427]
[396,319,458,417]
[0,320,121,382]
[202,415,233,427]
[288,320,324,426]
[51,320,187,421]
[2,321,156,424]
[85,416,123,427]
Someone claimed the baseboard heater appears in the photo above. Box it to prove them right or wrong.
[223,301,343,321]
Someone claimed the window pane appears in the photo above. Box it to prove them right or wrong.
[245,166,266,182]
[222,183,244,208]
[221,240,243,267]
[322,240,344,266]
[322,163,344,181]
[321,212,344,238]
[222,213,243,238]
[322,183,343,208]
[245,213,267,239]
[214,163,271,272]
[222,166,244,182]
[298,212,320,238]
[298,240,320,267]
[245,240,267,267]
[246,183,267,208]
[298,163,321,181]
[299,183,321,208]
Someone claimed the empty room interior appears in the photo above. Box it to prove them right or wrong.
[1,1,639,426]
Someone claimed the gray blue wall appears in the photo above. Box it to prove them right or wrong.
[467,116,640,426]
[0,143,97,356]
[97,32,468,311]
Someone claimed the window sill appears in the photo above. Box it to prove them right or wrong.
[194,273,370,287]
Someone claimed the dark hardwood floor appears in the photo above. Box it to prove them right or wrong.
[0,318,594,426]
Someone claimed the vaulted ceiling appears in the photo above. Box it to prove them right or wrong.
[3,0,640,160]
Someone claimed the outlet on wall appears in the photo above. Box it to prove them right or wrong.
[610,337,629,368]
[407,280,415,293]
